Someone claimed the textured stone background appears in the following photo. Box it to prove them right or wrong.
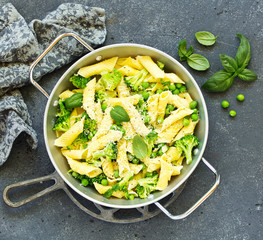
[0,0,262,239]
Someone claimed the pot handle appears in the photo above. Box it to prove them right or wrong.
[3,171,64,207]
[154,157,220,220]
[29,32,94,99]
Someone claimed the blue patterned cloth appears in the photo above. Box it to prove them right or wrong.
[0,3,106,165]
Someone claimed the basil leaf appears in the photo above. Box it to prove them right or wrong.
[110,105,130,123]
[187,54,210,71]
[202,70,235,92]
[220,54,238,73]
[132,135,148,160]
[195,31,217,46]
[238,68,258,82]
[235,34,251,69]
[64,93,83,110]
[178,39,193,61]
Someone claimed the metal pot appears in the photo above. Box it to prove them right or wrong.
[3,33,220,221]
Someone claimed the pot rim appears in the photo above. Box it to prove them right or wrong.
[44,43,209,209]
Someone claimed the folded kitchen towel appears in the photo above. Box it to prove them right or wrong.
[0,3,106,166]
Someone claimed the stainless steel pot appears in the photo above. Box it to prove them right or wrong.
[3,33,220,221]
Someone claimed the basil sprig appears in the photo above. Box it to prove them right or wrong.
[195,31,217,46]
[202,34,257,92]
[110,105,130,123]
[132,135,148,160]
[178,39,209,71]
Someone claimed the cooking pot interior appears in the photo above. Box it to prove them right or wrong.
[44,44,208,208]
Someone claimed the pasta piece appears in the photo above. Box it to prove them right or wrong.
[101,158,114,179]
[72,89,84,94]
[178,92,193,104]
[92,107,113,140]
[128,179,138,190]
[174,120,199,141]
[118,57,144,70]
[150,82,163,92]
[123,122,136,154]
[122,102,151,137]
[167,94,190,109]
[62,148,88,160]
[105,94,141,107]
[94,101,103,126]
[129,163,143,175]
[93,183,125,198]
[69,107,84,127]
[118,65,140,76]
[173,156,184,166]
[86,130,123,159]
[166,146,182,162]
[144,75,155,82]
[157,119,183,143]
[164,73,185,84]
[156,159,174,191]
[59,90,74,99]
[137,56,165,79]
[83,78,96,120]
[117,139,130,177]
[117,79,130,98]
[66,157,102,178]
[78,57,118,78]
[172,165,183,176]
[54,117,84,147]
[147,94,159,125]
[157,91,171,119]
[161,107,193,132]
[147,157,161,172]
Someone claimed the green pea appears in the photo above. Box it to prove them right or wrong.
[142,82,150,89]
[189,101,197,109]
[156,89,163,94]
[72,171,79,178]
[183,118,190,127]
[193,109,198,114]
[101,103,108,111]
[229,110,236,117]
[128,194,135,200]
[221,100,229,108]
[81,178,89,186]
[179,86,187,93]
[132,158,140,164]
[172,89,180,95]
[167,104,175,111]
[101,179,108,186]
[191,113,199,121]
[237,94,245,102]
[165,108,170,115]
[114,170,120,178]
[142,91,150,101]
[150,83,156,88]
[169,84,176,91]
[176,83,182,89]
[157,117,164,124]
[164,86,169,91]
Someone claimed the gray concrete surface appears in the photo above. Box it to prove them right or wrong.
[0,0,262,239]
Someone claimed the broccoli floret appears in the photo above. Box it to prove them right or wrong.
[124,69,148,91]
[175,135,199,164]
[135,172,158,199]
[53,100,71,132]
[87,159,102,168]
[95,89,117,102]
[110,124,126,136]
[70,171,107,186]
[135,99,151,124]
[144,131,158,156]
[103,171,134,198]
[92,142,118,161]
[69,74,92,89]
[67,114,97,150]
[100,68,122,91]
